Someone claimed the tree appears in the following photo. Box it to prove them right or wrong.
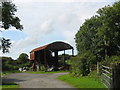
[74,1,120,76]
[76,1,120,61]
[2,56,18,71]
[96,1,120,56]
[75,16,103,62]
[0,1,23,53]
[0,37,11,53]
[17,53,30,67]
[2,1,23,30]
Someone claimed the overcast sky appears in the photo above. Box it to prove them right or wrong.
[1,0,118,59]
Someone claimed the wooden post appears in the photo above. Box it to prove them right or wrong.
[44,49,47,71]
[55,51,58,70]
[36,52,40,71]
[97,62,99,74]
[112,63,120,89]
[31,61,35,71]
[64,50,65,66]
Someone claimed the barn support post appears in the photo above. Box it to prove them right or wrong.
[37,59,41,71]
[54,51,58,70]
[63,50,65,66]
[36,52,39,71]
[38,63,41,71]
[44,49,47,71]
[31,60,35,71]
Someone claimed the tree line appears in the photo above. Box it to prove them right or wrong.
[71,1,120,76]
[2,53,31,71]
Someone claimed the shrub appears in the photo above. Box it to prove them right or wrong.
[71,53,91,76]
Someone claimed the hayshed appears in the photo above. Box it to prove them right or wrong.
[30,41,74,71]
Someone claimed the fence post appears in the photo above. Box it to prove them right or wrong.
[112,63,120,89]
[97,62,99,74]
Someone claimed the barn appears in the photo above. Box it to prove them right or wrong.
[30,41,74,71]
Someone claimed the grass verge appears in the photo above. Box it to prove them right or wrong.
[1,71,20,89]
[57,71,107,89]
[0,83,19,89]
[1,85,19,88]
[2,71,20,77]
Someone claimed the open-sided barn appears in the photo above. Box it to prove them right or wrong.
[30,41,74,71]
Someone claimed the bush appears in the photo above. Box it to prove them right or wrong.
[2,57,19,71]
[70,53,90,77]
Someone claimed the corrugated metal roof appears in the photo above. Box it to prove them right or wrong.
[30,41,73,53]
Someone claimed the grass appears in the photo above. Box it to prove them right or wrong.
[57,71,107,89]
[26,70,67,74]
[1,71,20,89]
[2,70,20,77]
[0,83,19,89]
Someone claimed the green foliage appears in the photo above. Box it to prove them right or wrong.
[2,2,23,30]
[74,1,120,77]
[0,38,11,53]
[16,53,30,67]
[96,1,120,56]
[76,1,120,58]
[2,53,30,71]
[58,54,71,63]
[0,85,19,89]
[102,55,120,66]
[2,57,19,71]
[2,70,20,76]
[0,1,23,53]
[1,82,19,88]
[71,53,91,76]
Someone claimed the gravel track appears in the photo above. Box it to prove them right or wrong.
[3,72,76,88]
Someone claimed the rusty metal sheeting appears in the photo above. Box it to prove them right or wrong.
[30,41,73,61]
[30,52,35,60]
[30,44,49,53]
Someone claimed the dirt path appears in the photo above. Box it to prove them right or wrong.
[3,72,75,88]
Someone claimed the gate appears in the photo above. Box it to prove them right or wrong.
[101,63,120,89]
[102,65,112,88]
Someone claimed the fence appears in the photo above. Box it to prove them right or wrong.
[101,63,120,89]
[102,65,112,88]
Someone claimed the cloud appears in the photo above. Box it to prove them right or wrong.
[13,0,118,3]
[3,1,117,59]
[40,20,54,34]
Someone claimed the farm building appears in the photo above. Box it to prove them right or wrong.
[30,41,74,71]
